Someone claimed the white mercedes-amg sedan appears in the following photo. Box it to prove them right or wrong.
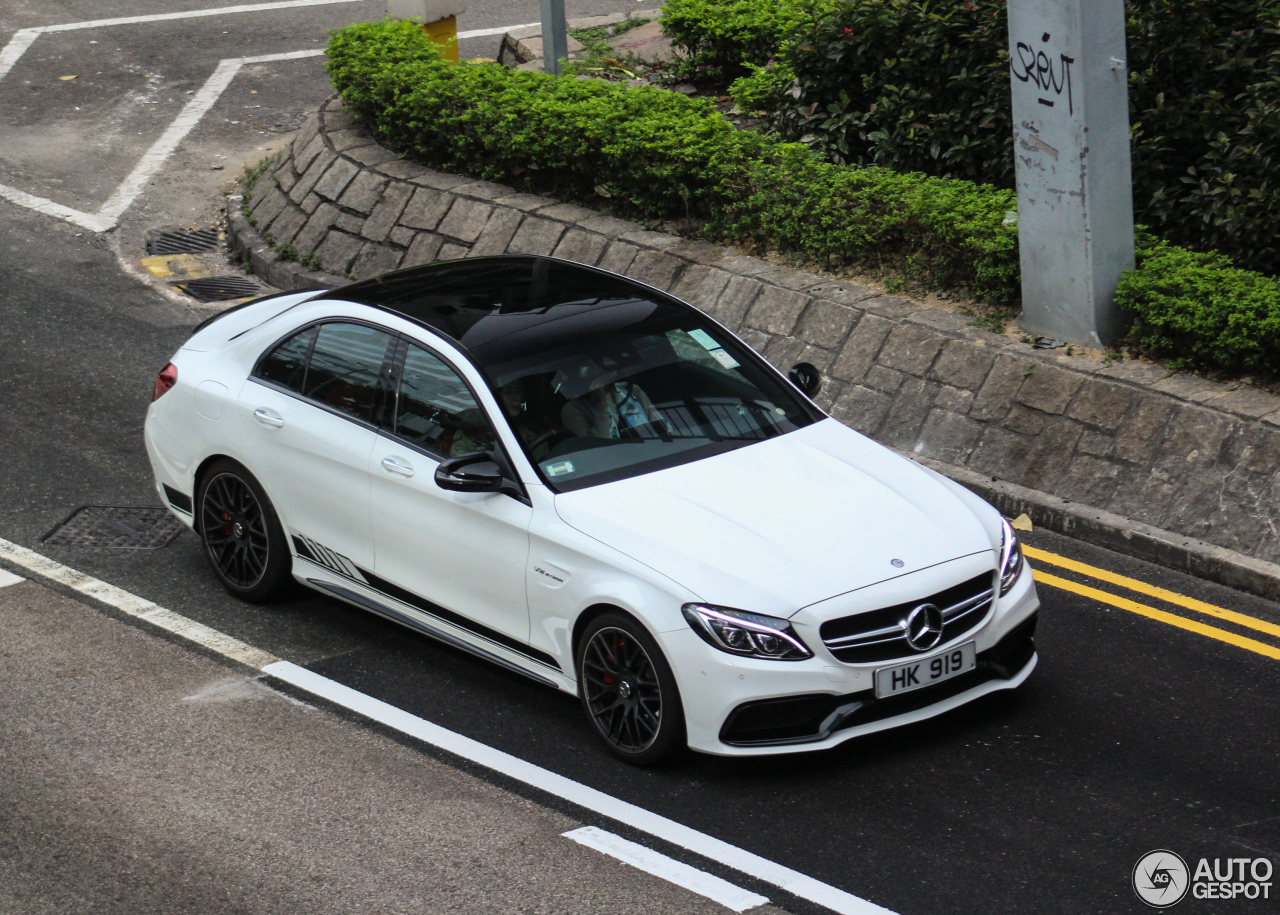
[145,255,1039,764]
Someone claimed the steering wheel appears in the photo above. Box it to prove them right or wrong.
[527,428,574,452]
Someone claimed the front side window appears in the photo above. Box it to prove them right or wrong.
[394,343,496,458]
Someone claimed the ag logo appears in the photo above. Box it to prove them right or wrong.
[1134,850,1190,907]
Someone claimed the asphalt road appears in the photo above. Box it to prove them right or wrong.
[3,3,1280,914]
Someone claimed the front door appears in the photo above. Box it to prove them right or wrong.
[368,340,533,650]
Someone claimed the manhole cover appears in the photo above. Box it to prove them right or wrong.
[146,227,223,255]
[42,506,187,550]
[169,276,262,302]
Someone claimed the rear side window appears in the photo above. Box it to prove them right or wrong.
[302,323,395,422]
[257,326,316,392]
[256,322,394,424]
[395,343,496,457]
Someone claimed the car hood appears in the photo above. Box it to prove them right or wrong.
[553,419,999,618]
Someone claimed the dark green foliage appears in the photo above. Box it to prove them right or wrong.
[326,19,763,219]
[769,0,1280,273]
[712,145,1020,304]
[1116,231,1280,374]
[661,0,839,80]
[777,0,1013,186]
[1125,0,1280,272]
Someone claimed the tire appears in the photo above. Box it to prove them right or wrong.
[196,459,292,602]
[576,611,686,766]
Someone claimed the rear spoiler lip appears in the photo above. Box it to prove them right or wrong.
[188,288,327,339]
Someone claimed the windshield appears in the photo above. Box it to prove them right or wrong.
[471,296,817,491]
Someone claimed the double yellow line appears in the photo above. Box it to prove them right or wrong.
[1024,545,1280,662]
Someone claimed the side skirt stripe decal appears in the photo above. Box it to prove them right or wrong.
[289,543,562,673]
[306,578,559,689]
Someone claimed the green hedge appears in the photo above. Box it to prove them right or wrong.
[326,19,1020,303]
[1116,233,1280,375]
[712,146,1019,305]
[326,19,763,219]
[660,0,837,80]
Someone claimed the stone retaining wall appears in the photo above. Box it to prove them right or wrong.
[231,96,1280,590]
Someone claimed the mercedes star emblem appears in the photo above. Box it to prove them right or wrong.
[904,603,944,651]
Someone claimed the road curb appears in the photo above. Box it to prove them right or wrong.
[914,456,1280,603]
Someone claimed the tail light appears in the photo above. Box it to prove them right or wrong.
[153,363,178,401]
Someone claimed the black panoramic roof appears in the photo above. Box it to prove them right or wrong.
[331,256,669,342]
[328,255,692,380]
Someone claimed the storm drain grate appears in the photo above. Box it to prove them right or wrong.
[145,227,223,255]
[169,276,262,302]
[41,506,187,550]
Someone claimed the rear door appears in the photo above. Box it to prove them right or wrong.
[238,320,396,574]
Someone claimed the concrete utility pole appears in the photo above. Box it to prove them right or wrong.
[540,0,569,75]
[387,0,466,61]
[1007,0,1135,347]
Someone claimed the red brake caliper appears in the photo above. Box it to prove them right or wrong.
[221,511,232,537]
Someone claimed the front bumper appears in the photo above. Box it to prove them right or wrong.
[666,563,1040,756]
[719,613,1036,747]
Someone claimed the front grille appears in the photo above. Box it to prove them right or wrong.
[819,571,995,663]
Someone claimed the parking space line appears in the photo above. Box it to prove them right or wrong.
[563,826,770,912]
[0,0,366,82]
[0,568,24,587]
[0,535,895,915]
[0,2,542,231]
[1024,545,1280,640]
[1033,570,1280,662]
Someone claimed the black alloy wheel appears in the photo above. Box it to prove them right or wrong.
[197,460,291,602]
[577,612,685,765]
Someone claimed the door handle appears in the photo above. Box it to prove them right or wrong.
[253,409,284,428]
[381,456,415,477]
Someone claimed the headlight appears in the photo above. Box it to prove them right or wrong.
[681,604,812,661]
[999,518,1025,596]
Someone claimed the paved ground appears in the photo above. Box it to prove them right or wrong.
[2,2,1280,914]
[0,576,784,915]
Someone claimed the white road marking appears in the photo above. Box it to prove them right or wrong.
[0,0,366,82]
[563,826,771,912]
[0,537,278,668]
[0,0,535,232]
[100,49,325,224]
[457,22,540,40]
[0,535,898,915]
[0,568,25,588]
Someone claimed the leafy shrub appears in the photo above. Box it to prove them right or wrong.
[712,145,1019,304]
[328,19,1020,304]
[775,1,1014,185]
[1125,0,1280,272]
[327,19,764,219]
[661,0,838,80]
[1116,232,1280,374]
[728,60,795,115]
[770,0,1280,274]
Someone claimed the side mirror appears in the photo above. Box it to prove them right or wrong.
[435,453,505,493]
[788,362,822,398]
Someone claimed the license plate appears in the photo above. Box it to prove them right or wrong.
[875,642,976,698]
